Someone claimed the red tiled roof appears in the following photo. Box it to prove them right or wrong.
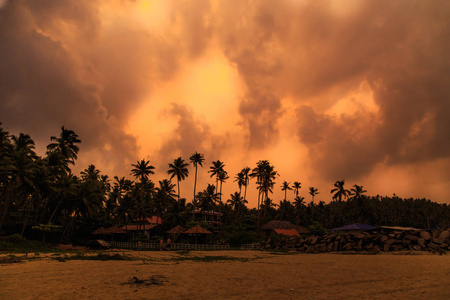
[92,227,109,235]
[166,225,185,234]
[274,229,301,237]
[121,224,156,231]
[107,226,127,234]
[132,216,162,224]
[184,225,212,234]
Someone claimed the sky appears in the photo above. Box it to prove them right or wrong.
[1,0,450,206]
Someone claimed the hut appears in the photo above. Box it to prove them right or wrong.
[121,216,162,239]
[92,227,109,235]
[184,225,212,244]
[331,224,376,232]
[261,220,308,236]
[166,225,185,242]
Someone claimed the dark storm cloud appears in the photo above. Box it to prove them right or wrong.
[213,0,450,181]
[156,103,228,168]
[0,0,200,176]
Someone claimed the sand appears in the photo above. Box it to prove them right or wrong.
[1,250,449,299]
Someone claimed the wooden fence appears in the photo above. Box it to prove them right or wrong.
[240,243,261,250]
[109,241,230,251]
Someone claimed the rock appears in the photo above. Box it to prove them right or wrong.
[343,243,354,251]
[392,244,403,251]
[381,235,389,243]
[383,244,390,251]
[333,241,339,251]
[373,245,380,252]
[417,238,426,248]
[327,243,333,252]
[412,245,421,251]
[404,234,419,241]
[315,243,327,252]
[351,232,366,239]
[386,239,397,245]
[438,230,450,243]
[428,242,445,254]
[420,231,432,240]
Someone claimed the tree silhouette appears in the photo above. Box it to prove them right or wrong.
[46,126,81,165]
[208,160,225,192]
[131,159,155,183]
[167,157,189,201]
[331,180,351,202]
[293,181,301,198]
[189,152,205,204]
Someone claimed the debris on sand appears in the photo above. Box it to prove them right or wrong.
[124,275,167,286]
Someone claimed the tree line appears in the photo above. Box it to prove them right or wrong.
[0,123,448,244]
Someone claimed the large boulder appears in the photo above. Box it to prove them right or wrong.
[438,230,449,243]
[420,231,432,240]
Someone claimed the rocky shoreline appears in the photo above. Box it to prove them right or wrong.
[261,228,450,254]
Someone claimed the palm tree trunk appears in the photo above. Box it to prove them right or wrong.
[177,178,180,201]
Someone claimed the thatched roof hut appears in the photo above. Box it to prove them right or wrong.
[107,226,126,234]
[166,225,185,234]
[184,225,212,234]
[92,227,109,235]
[261,220,307,234]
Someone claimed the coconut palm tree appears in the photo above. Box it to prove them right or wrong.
[208,160,225,191]
[281,181,292,203]
[46,126,81,165]
[131,159,155,183]
[240,167,251,204]
[331,180,351,202]
[217,170,229,203]
[250,160,278,228]
[197,184,219,211]
[0,134,38,230]
[293,181,301,198]
[80,164,101,182]
[167,157,189,201]
[189,152,205,203]
[309,187,319,203]
[350,184,367,201]
[234,171,246,197]
[154,179,177,225]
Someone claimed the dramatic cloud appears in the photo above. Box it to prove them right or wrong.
[1,0,449,203]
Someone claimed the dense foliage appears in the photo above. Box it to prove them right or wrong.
[0,123,448,244]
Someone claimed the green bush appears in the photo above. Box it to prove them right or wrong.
[307,222,328,236]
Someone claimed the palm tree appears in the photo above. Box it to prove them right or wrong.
[167,157,189,201]
[240,167,251,204]
[227,192,248,229]
[154,179,177,226]
[294,196,305,225]
[309,187,319,223]
[217,170,229,203]
[208,160,225,192]
[293,181,301,198]
[250,160,278,228]
[189,152,205,203]
[234,171,246,197]
[131,159,155,183]
[0,134,38,231]
[309,187,319,203]
[80,164,101,181]
[350,184,367,201]
[281,181,292,203]
[331,180,351,202]
[197,184,219,211]
[46,126,81,165]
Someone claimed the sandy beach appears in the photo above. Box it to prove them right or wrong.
[1,250,449,299]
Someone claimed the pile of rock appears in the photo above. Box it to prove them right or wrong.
[261,228,449,253]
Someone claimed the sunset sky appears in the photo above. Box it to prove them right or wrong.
[1,0,449,206]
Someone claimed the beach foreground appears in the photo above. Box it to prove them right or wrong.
[1,250,449,299]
